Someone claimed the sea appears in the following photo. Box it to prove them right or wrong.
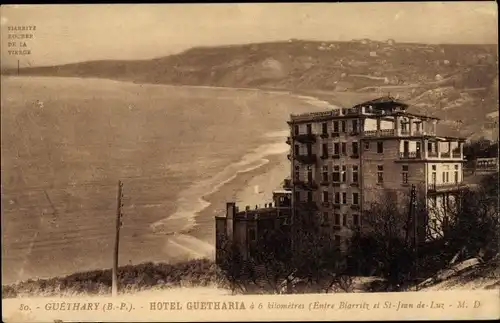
[0,76,337,284]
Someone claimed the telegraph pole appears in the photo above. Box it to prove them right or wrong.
[410,185,419,291]
[112,180,124,297]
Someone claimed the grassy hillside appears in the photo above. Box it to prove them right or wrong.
[3,39,498,139]
[2,259,222,298]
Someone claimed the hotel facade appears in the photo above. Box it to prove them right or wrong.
[287,96,466,248]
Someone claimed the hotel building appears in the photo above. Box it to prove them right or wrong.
[287,96,467,248]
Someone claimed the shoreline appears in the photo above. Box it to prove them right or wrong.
[0,153,289,286]
[188,153,289,244]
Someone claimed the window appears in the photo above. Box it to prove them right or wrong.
[377,141,384,153]
[402,165,409,184]
[322,191,329,202]
[342,192,347,204]
[323,212,329,224]
[445,172,449,183]
[322,166,328,182]
[352,165,359,183]
[335,192,340,204]
[341,165,347,182]
[428,142,432,152]
[401,120,407,131]
[341,121,346,133]
[454,165,459,183]
[352,142,359,156]
[333,121,339,133]
[334,143,340,155]
[294,166,300,181]
[364,141,370,150]
[307,191,313,202]
[306,143,312,155]
[352,192,359,205]
[295,191,301,202]
[341,142,347,155]
[332,166,340,182]
[442,172,446,183]
[416,123,421,131]
[342,214,347,226]
[334,214,341,225]
[352,120,358,132]
[307,167,313,182]
[306,124,312,134]
[335,235,341,246]
[294,125,299,136]
[322,143,328,157]
[294,144,300,155]
[249,229,256,241]
[322,122,328,134]
[353,214,360,226]
[377,165,384,183]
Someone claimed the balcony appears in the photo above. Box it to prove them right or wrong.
[320,133,329,139]
[320,181,330,186]
[428,182,468,193]
[350,130,360,136]
[297,201,318,211]
[350,182,359,187]
[322,201,331,207]
[362,129,396,137]
[295,154,317,164]
[452,152,461,158]
[293,133,316,143]
[286,137,292,145]
[295,180,318,190]
[331,132,340,138]
[350,204,360,211]
[320,154,329,160]
[350,153,359,159]
[399,151,422,159]
[428,151,438,158]
[441,152,451,158]
[332,154,341,159]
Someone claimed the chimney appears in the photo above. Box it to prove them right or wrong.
[226,202,236,241]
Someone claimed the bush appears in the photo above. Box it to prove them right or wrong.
[1,259,220,299]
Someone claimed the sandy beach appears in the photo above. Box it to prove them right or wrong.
[189,153,289,246]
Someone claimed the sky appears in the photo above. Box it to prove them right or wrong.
[0,2,498,68]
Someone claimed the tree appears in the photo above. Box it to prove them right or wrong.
[291,228,345,293]
[217,238,250,294]
[447,172,499,260]
[349,190,416,288]
[249,227,295,294]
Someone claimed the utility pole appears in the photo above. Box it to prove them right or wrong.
[410,185,419,291]
[112,180,124,297]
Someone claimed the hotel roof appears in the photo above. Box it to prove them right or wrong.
[352,96,409,110]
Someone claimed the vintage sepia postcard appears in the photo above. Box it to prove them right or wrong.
[1,2,499,322]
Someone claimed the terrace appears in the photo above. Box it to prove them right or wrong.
[295,154,317,164]
[398,138,465,161]
[427,182,468,193]
[292,133,316,144]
